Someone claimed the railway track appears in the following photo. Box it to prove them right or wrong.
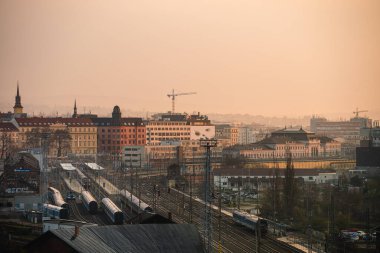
[79,170,301,252]
[69,200,89,223]
[60,175,111,226]
[144,182,295,253]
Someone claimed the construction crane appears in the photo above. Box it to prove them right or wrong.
[167,89,196,113]
[353,107,368,118]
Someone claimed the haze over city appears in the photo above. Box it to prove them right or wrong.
[1,0,379,119]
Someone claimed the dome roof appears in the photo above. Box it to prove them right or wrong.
[113,105,121,114]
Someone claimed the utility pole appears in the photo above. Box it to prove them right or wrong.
[130,156,133,213]
[41,132,50,204]
[200,139,217,253]
[238,174,241,210]
[189,147,196,223]
[218,172,222,253]
[256,219,261,253]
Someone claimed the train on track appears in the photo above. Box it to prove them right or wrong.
[48,187,69,209]
[120,189,153,214]
[102,198,124,225]
[233,210,268,234]
[76,167,90,190]
[43,203,69,219]
[81,191,98,214]
[169,187,233,217]
[169,187,268,234]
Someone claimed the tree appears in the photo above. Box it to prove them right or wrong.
[25,128,49,148]
[283,150,297,220]
[51,129,71,157]
[25,128,71,157]
[260,168,282,219]
[349,175,363,187]
[0,132,14,159]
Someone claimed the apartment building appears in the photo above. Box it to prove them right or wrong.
[146,113,214,145]
[16,117,97,156]
[92,106,146,155]
[215,124,239,146]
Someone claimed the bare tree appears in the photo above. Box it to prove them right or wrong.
[25,128,71,157]
[0,133,13,159]
[25,128,44,148]
[283,150,296,220]
[51,129,71,157]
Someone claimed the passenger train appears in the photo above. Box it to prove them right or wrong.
[43,203,69,219]
[76,168,90,190]
[169,187,268,234]
[233,210,268,234]
[102,198,124,225]
[120,189,153,214]
[81,191,98,214]
[48,187,69,209]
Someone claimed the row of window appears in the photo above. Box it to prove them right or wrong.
[243,151,339,159]
[101,128,144,133]
[149,132,190,136]
[70,128,96,132]
[101,140,144,145]
[100,134,144,139]
[74,135,96,140]
[148,127,190,131]
[148,122,187,126]
[72,141,96,147]
[149,137,190,141]
[74,149,96,154]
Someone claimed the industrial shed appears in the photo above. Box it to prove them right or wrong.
[26,224,204,253]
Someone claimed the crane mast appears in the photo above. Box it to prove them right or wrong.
[167,89,196,113]
[353,107,368,118]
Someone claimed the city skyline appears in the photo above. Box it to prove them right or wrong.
[1,0,379,118]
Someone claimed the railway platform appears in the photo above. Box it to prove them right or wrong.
[277,236,321,253]
[92,175,119,195]
[63,177,82,193]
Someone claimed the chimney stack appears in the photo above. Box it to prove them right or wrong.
[74,226,80,237]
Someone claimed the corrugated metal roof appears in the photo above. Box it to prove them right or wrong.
[50,224,204,253]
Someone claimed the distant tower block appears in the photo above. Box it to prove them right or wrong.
[13,82,23,114]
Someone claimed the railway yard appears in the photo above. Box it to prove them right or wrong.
[43,162,306,253]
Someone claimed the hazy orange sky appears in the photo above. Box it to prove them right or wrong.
[1,0,379,118]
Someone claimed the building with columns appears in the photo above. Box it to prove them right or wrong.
[223,128,341,161]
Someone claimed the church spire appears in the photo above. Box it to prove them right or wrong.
[72,99,78,118]
[14,81,23,114]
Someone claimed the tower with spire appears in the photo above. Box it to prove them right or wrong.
[72,99,78,118]
[13,82,23,115]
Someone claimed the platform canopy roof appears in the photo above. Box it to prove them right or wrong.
[60,163,77,171]
[85,163,105,171]
[27,224,204,253]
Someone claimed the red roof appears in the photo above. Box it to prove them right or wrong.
[0,122,19,132]
[16,117,95,127]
